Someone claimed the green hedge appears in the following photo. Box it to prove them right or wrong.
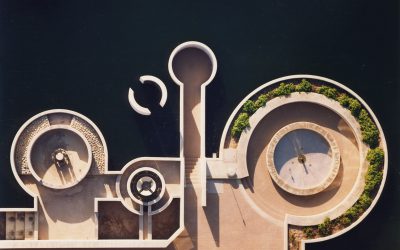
[339,147,384,225]
[254,93,269,109]
[243,100,257,114]
[318,218,333,236]
[231,113,250,139]
[366,147,384,166]
[337,93,362,116]
[295,79,313,92]
[358,109,380,148]
[317,85,338,99]
[272,82,296,97]
[230,82,297,139]
[336,94,379,148]
[337,93,350,107]
[230,80,380,149]
[303,226,316,238]
[348,98,361,116]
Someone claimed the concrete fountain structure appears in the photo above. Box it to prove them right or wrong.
[27,125,92,189]
[0,42,388,250]
[266,122,340,196]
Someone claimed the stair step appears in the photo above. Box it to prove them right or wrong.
[185,159,198,162]
[186,174,199,178]
[186,181,200,184]
[185,166,198,169]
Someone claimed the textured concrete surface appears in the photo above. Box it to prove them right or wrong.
[171,181,284,250]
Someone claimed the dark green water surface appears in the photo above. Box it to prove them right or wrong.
[0,1,398,249]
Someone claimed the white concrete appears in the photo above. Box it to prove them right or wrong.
[139,75,168,107]
[128,88,151,115]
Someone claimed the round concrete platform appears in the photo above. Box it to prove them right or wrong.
[266,122,340,196]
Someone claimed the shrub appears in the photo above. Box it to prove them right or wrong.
[317,85,338,99]
[295,79,313,92]
[358,109,380,148]
[303,227,316,238]
[358,193,373,210]
[272,82,296,97]
[364,168,383,193]
[344,206,361,221]
[254,93,269,109]
[361,129,380,148]
[231,113,250,139]
[358,108,372,124]
[243,100,257,114]
[366,148,384,166]
[318,217,333,236]
[339,216,352,227]
[348,98,361,116]
[337,93,350,107]
[364,148,384,194]
[337,93,361,116]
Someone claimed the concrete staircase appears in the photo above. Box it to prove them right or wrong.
[185,157,200,187]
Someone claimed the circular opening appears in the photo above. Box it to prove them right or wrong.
[127,167,166,206]
[266,122,340,195]
[168,42,217,86]
[28,126,92,189]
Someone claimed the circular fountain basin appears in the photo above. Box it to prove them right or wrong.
[27,125,92,189]
[127,167,165,206]
[266,122,340,195]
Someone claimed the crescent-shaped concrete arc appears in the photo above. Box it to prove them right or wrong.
[128,88,151,116]
[139,75,168,107]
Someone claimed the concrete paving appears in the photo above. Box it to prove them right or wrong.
[171,180,284,250]
[21,175,117,240]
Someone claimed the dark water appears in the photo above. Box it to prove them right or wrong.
[0,1,398,249]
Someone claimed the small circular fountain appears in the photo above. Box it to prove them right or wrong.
[27,125,92,189]
[266,122,340,195]
[127,167,165,205]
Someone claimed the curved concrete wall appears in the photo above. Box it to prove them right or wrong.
[215,75,387,249]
